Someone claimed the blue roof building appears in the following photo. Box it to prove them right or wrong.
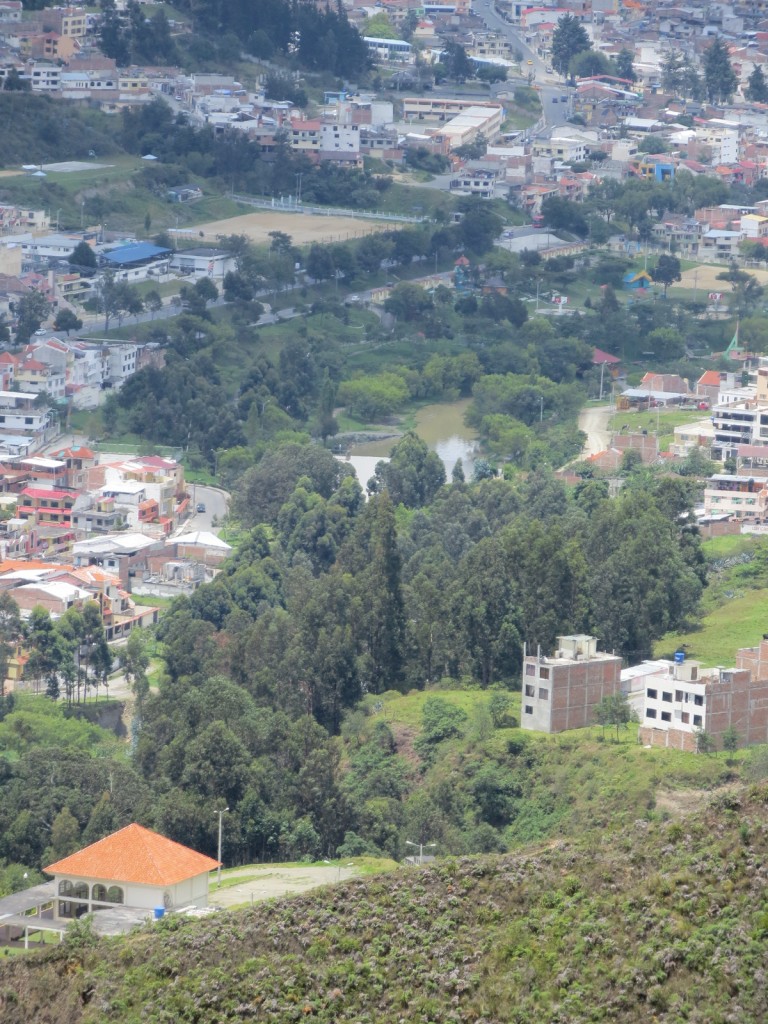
[101,243,171,267]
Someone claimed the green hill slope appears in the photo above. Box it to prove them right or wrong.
[2,784,768,1023]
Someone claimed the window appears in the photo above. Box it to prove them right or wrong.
[646,708,657,719]
[681,712,690,724]
[693,715,702,727]
[675,690,683,702]
[539,667,550,680]
[694,694,703,706]
[106,886,124,904]
[524,704,533,715]
[92,884,108,902]
[525,664,535,676]
[661,711,671,722]
[662,692,672,702]
[525,684,534,697]
[647,688,657,699]
[538,687,549,700]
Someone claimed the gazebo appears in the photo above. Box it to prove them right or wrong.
[45,823,220,921]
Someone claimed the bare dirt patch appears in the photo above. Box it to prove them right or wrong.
[675,265,768,292]
[191,210,391,246]
[655,783,738,819]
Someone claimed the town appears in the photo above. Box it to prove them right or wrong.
[3,2,768,1019]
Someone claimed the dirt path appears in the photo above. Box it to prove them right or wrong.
[577,404,613,459]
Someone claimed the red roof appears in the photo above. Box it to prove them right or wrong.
[697,370,721,387]
[593,347,620,365]
[20,488,74,500]
[44,823,220,886]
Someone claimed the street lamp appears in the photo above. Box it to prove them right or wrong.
[216,807,229,887]
[405,840,436,866]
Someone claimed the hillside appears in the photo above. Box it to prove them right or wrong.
[2,783,768,1023]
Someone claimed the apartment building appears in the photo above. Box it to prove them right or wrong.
[0,390,54,443]
[638,646,768,751]
[521,634,623,734]
[703,473,768,520]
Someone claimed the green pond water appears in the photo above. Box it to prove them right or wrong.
[348,398,479,478]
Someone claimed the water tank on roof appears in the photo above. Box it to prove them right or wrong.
[674,651,685,664]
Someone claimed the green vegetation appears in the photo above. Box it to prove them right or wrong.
[4,785,768,1022]
[608,408,708,451]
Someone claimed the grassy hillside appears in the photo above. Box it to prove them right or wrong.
[3,782,768,1023]
[360,687,737,852]
[656,534,768,666]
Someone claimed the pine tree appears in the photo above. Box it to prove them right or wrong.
[746,64,768,104]
[551,14,589,78]
[703,38,737,104]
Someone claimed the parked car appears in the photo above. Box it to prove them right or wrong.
[196,502,206,513]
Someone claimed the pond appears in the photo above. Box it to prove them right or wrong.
[348,398,479,479]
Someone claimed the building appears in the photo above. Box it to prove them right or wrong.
[703,473,768,520]
[638,644,768,751]
[520,634,623,734]
[170,247,236,279]
[45,823,220,921]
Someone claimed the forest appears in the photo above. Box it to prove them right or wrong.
[0,447,708,878]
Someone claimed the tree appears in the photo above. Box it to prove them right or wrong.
[53,309,83,335]
[595,693,635,741]
[14,289,52,343]
[374,432,446,508]
[650,254,682,297]
[661,50,686,96]
[442,42,473,82]
[722,725,739,763]
[613,48,636,82]
[0,591,20,698]
[144,290,163,319]
[569,49,610,79]
[68,241,97,273]
[703,38,737,104]
[551,14,589,78]
[695,729,716,755]
[746,64,768,104]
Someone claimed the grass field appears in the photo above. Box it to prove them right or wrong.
[655,588,768,667]
[608,407,709,450]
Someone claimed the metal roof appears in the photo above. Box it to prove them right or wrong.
[102,243,171,265]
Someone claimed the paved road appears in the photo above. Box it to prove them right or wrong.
[175,483,229,535]
[479,1,573,130]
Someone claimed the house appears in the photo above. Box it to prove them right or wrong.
[520,634,623,734]
[45,823,220,921]
[170,246,237,279]
[703,473,768,520]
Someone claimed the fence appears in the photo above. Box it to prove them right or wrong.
[230,195,428,224]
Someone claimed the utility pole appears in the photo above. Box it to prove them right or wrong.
[216,807,229,888]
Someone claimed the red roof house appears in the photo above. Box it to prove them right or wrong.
[45,823,220,920]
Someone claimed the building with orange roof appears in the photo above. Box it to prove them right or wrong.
[45,823,220,920]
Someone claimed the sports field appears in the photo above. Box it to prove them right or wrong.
[192,210,391,245]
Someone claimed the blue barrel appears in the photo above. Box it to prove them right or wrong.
[153,907,165,920]
[674,651,685,664]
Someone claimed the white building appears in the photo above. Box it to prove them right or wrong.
[45,823,220,920]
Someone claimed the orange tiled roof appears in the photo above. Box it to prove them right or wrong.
[698,370,721,387]
[44,823,220,886]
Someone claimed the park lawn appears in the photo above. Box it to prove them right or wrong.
[608,408,709,450]
[654,587,768,667]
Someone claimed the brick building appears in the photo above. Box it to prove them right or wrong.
[520,635,623,734]
[638,644,768,751]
